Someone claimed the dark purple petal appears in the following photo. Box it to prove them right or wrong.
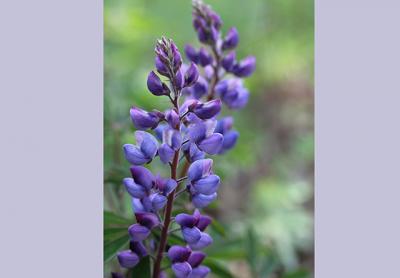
[117,250,140,268]
[197,27,208,44]
[166,109,180,129]
[147,71,167,96]
[189,232,213,250]
[171,42,183,72]
[175,213,198,228]
[155,56,169,77]
[187,251,206,268]
[123,144,149,165]
[135,212,160,229]
[172,262,193,278]
[128,224,150,241]
[185,44,199,63]
[188,159,213,182]
[123,178,147,199]
[196,215,212,231]
[222,51,236,71]
[192,99,222,120]
[149,193,167,211]
[198,48,213,67]
[130,241,148,258]
[182,227,202,244]
[158,143,175,164]
[168,245,192,263]
[232,56,256,77]
[185,62,200,87]
[175,69,184,90]
[130,107,161,130]
[222,27,239,50]
[130,166,154,190]
[189,265,211,278]
[193,174,220,195]
[192,193,217,208]
[209,25,219,43]
[198,133,223,154]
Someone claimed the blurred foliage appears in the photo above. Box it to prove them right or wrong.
[104,0,313,277]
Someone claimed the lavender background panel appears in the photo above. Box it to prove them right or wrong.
[0,0,103,277]
[316,0,400,277]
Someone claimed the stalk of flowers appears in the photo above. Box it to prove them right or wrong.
[115,1,255,277]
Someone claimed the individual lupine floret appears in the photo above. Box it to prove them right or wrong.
[117,239,149,269]
[187,251,211,278]
[147,71,171,96]
[168,246,211,278]
[231,56,256,77]
[130,107,164,130]
[182,75,209,100]
[215,78,249,109]
[221,51,236,72]
[158,126,182,164]
[198,48,213,67]
[175,209,213,250]
[187,159,219,208]
[123,131,158,165]
[214,116,239,154]
[187,120,223,155]
[182,141,205,162]
[185,44,199,64]
[222,27,239,50]
[128,212,160,242]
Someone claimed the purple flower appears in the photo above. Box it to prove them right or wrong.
[166,109,180,129]
[168,245,192,262]
[215,117,239,153]
[117,250,140,268]
[231,56,256,77]
[175,69,184,90]
[222,51,236,71]
[175,209,213,246]
[198,48,213,67]
[155,56,169,77]
[192,99,222,120]
[130,107,164,130]
[189,232,213,250]
[123,131,158,165]
[187,121,223,155]
[130,240,148,258]
[147,71,169,96]
[172,262,192,278]
[215,79,249,109]
[158,127,182,163]
[185,44,199,64]
[189,265,210,278]
[222,27,239,50]
[192,192,217,208]
[184,62,200,87]
[129,166,154,191]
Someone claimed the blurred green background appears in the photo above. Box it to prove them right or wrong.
[104,0,314,277]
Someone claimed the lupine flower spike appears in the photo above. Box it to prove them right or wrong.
[117,0,255,277]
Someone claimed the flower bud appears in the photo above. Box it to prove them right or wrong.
[117,250,140,268]
[155,56,169,77]
[130,107,163,130]
[128,224,150,242]
[222,27,239,50]
[135,212,160,229]
[174,69,184,90]
[192,99,222,120]
[123,178,147,199]
[198,133,223,155]
[130,241,148,258]
[185,44,199,64]
[172,262,192,278]
[232,56,256,77]
[198,48,213,67]
[175,213,197,227]
[130,166,154,191]
[192,192,217,208]
[222,51,236,71]
[184,63,200,87]
[171,42,182,72]
[147,71,169,96]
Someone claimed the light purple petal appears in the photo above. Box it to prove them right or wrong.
[149,193,167,211]
[193,175,220,195]
[128,224,150,241]
[117,250,140,268]
[188,159,213,182]
[189,232,213,250]
[158,143,175,164]
[189,266,211,278]
[182,227,202,244]
[172,262,193,278]
[192,193,217,208]
[135,131,158,158]
[198,133,223,155]
[130,166,154,190]
[123,178,147,199]
[123,144,149,165]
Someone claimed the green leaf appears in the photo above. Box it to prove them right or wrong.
[283,269,311,278]
[104,227,128,243]
[129,256,151,278]
[104,233,130,262]
[203,258,234,278]
[104,210,132,227]
[210,219,226,237]
[168,233,185,245]
[246,227,258,275]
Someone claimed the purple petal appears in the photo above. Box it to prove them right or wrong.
[198,133,224,155]
[168,245,192,263]
[193,174,220,195]
[221,130,239,152]
[117,250,140,268]
[189,232,213,250]
[130,241,148,258]
[155,56,169,77]
[198,48,213,67]
[149,193,167,211]
[130,107,160,130]
[188,159,213,182]
[189,266,211,278]
[222,51,236,71]
[128,224,150,241]
[163,178,177,196]
[192,193,217,208]
[147,71,166,96]
[175,69,184,90]
[135,212,160,229]
[232,56,256,77]
[196,215,212,231]
[130,166,154,190]
[215,117,234,134]
[185,62,200,87]
[166,109,180,129]
[135,131,158,159]
[123,144,149,165]
[185,44,199,63]
[172,262,193,278]
[189,143,205,162]
[163,128,182,150]
[123,178,147,199]
[192,76,208,99]
[158,143,175,164]
[131,198,145,213]
[222,27,239,50]
[175,213,198,228]
[182,227,202,244]
[188,122,207,143]
[192,99,222,120]
[187,251,206,268]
